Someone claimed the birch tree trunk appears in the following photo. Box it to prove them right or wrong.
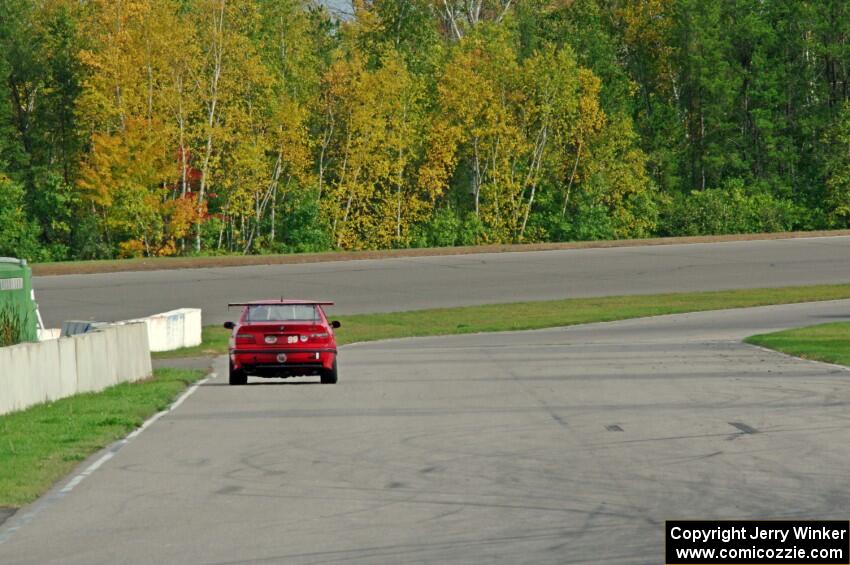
[195,0,226,253]
[562,140,582,218]
[520,126,547,239]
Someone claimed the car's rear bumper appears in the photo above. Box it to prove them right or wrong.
[230,348,336,373]
[232,348,337,355]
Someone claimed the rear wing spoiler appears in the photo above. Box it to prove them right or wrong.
[227,301,335,308]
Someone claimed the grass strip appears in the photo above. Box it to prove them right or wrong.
[0,368,205,508]
[745,322,850,367]
[157,282,850,359]
[152,326,231,359]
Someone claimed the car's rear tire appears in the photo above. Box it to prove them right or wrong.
[320,358,338,385]
[229,362,248,386]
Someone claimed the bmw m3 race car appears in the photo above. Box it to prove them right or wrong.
[224,300,340,386]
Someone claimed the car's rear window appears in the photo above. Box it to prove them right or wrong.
[245,305,319,322]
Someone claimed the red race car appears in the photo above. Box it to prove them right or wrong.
[223,300,340,386]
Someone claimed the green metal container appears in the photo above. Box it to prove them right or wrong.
[0,257,38,343]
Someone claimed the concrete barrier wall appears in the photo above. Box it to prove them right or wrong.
[177,308,202,348]
[126,308,202,352]
[38,328,61,341]
[0,323,151,416]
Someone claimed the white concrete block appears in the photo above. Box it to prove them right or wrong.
[102,326,120,387]
[38,328,61,341]
[0,345,18,414]
[35,339,63,403]
[57,336,77,398]
[117,323,151,383]
[127,308,201,352]
[73,331,100,394]
[165,312,184,351]
[0,346,10,415]
[179,308,202,348]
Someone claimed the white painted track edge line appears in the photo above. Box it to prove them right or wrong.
[0,372,215,546]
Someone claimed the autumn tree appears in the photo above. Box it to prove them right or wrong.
[320,45,427,249]
[77,0,206,255]
[238,0,323,252]
[77,120,174,256]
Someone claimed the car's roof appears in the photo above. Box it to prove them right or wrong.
[229,300,334,307]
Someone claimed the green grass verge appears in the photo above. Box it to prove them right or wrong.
[746,322,850,366]
[0,368,205,508]
[165,283,850,358]
[152,325,231,359]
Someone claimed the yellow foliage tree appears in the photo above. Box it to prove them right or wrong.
[77,0,204,255]
[320,45,427,249]
[424,31,653,243]
[78,118,202,256]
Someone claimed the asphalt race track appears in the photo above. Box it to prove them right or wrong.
[34,236,850,326]
[3,301,850,564]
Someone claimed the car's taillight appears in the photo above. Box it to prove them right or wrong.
[236,333,254,344]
